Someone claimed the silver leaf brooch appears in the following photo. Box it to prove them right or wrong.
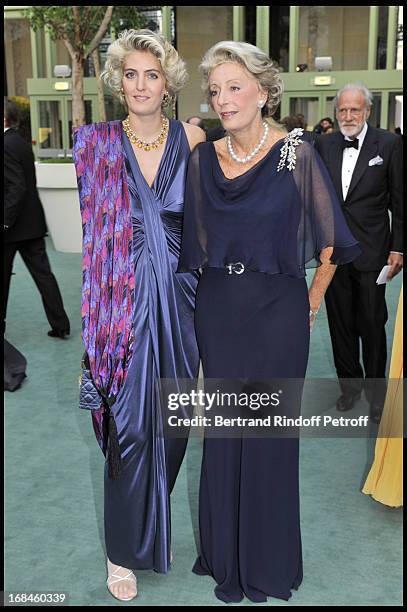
[277,127,304,172]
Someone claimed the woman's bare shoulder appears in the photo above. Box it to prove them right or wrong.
[181,121,206,152]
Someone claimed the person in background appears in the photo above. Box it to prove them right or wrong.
[186,115,205,129]
[362,285,403,507]
[295,113,306,130]
[206,122,226,142]
[4,98,70,339]
[281,114,307,132]
[315,83,403,423]
[313,117,333,134]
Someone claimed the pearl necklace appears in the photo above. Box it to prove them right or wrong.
[227,121,269,163]
[122,114,169,151]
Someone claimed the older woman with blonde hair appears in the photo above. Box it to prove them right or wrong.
[73,29,205,601]
[178,40,360,603]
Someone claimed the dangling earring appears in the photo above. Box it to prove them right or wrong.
[162,91,171,106]
[120,87,126,105]
[257,100,266,109]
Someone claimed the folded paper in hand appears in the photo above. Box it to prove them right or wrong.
[376,265,392,285]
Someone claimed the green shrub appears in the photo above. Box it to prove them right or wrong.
[37,157,74,163]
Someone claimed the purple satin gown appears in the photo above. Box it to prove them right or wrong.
[104,120,199,572]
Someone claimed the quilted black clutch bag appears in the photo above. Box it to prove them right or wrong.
[79,353,103,411]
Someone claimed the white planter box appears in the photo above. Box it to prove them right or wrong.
[35,162,82,253]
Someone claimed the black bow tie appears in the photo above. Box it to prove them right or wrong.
[343,138,359,150]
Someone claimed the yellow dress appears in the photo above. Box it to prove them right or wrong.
[362,287,403,507]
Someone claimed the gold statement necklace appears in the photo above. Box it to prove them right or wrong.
[122,114,169,151]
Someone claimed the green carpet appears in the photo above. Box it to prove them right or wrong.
[5,238,403,606]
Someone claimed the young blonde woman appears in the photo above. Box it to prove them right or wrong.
[73,29,205,601]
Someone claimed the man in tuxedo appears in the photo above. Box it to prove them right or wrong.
[4,98,70,338]
[315,83,403,423]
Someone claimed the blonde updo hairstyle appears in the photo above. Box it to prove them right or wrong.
[200,41,283,119]
[101,29,188,108]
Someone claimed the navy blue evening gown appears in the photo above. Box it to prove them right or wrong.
[178,131,360,603]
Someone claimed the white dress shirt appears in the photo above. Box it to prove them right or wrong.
[341,121,368,201]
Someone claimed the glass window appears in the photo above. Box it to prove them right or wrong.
[395,6,403,70]
[67,100,93,149]
[325,97,335,118]
[85,36,114,78]
[176,6,233,121]
[269,6,289,72]
[38,101,63,151]
[289,97,319,132]
[369,94,382,130]
[245,6,256,46]
[98,35,114,72]
[298,6,369,71]
[84,55,96,78]
[324,96,336,129]
[388,92,403,134]
[4,18,33,97]
[104,96,127,123]
[137,6,162,33]
[376,6,389,69]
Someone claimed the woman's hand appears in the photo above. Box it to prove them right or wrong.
[308,247,336,332]
[309,307,319,332]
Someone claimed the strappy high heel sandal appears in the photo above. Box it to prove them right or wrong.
[106,565,138,601]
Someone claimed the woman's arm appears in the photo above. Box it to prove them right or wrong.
[308,246,337,329]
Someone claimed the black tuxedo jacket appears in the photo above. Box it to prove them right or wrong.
[315,125,403,271]
[4,128,47,243]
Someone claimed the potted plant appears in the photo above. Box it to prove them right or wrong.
[35,156,82,253]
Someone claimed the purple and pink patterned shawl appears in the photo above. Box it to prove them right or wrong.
[73,121,135,448]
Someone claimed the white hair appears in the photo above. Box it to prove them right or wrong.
[200,40,283,118]
[334,83,373,110]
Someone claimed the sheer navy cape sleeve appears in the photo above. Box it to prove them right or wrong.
[178,138,361,278]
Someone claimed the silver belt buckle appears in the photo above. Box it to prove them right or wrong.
[226,262,245,275]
